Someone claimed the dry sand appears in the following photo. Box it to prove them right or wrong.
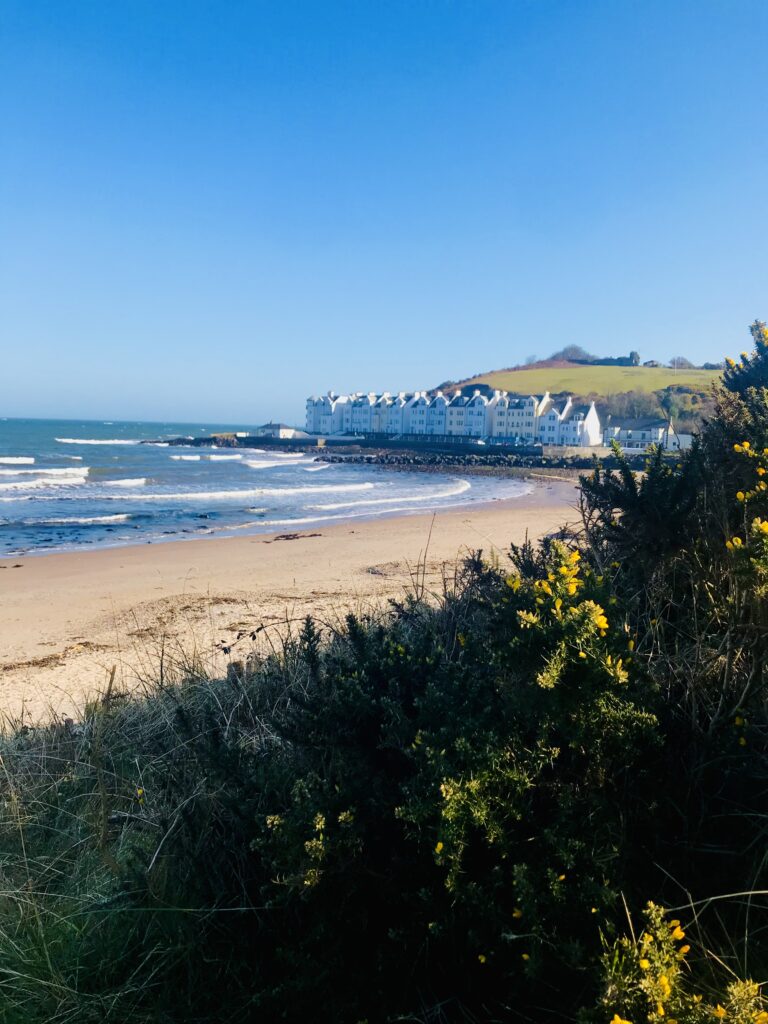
[0,479,579,722]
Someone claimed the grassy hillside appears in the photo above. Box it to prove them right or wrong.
[461,362,720,395]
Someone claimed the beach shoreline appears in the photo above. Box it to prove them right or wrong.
[0,478,579,722]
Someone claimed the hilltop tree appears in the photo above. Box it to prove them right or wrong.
[549,344,595,362]
[629,350,640,366]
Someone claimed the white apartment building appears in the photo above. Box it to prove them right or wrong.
[306,388,603,448]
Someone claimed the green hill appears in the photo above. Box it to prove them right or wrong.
[457,362,720,396]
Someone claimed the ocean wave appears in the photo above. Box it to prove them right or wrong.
[0,467,90,477]
[170,454,201,461]
[38,514,133,526]
[269,452,306,458]
[303,463,330,471]
[55,437,139,445]
[242,460,289,470]
[207,453,242,460]
[108,478,147,487]
[97,482,377,502]
[0,456,34,464]
[252,509,436,529]
[310,479,471,511]
[0,474,88,492]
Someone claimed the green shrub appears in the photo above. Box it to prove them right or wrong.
[1,324,768,1022]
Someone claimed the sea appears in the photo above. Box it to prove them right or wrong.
[0,419,532,557]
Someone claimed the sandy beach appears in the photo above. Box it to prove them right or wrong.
[0,479,578,722]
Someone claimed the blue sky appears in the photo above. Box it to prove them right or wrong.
[2,1,767,423]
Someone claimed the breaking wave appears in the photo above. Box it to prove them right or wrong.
[38,514,133,526]
[99,482,376,502]
[310,479,471,510]
[0,467,89,477]
[0,456,34,464]
[55,437,139,445]
[0,474,88,492]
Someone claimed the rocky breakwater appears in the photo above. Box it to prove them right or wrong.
[314,450,597,479]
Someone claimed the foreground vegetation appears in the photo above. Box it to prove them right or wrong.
[1,331,768,1022]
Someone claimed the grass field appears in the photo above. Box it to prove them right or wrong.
[462,363,721,395]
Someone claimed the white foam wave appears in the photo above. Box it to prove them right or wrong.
[269,452,306,459]
[0,467,89,477]
[242,460,288,470]
[99,482,376,502]
[310,479,471,511]
[254,511,409,528]
[55,437,139,445]
[0,456,34,464]
[107,478,147,487]
[303,463,330,471]
[170,454,201,461]
[207,453,242,460]
[39,514,132,526]
[0,474,88,492]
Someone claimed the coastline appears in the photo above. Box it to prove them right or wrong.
[0,478,579,722]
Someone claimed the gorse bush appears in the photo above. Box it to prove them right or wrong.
[1,325,768,1022]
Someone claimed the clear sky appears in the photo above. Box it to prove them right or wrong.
[2,1,767,423]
